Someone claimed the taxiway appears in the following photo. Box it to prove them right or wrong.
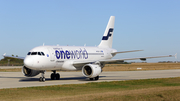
[0,69,180,89]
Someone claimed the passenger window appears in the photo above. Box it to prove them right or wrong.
[31,52,37,55]
[38,52,41,56]
[27,52,31,55]
[41,52,45,56]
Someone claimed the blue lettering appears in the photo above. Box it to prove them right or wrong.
[79,49,82,59]
[83,49,88,59]
[71,51,75,59]
[66,50,70,59]
[55,50,60,59]
[60,50,65,59]
[55,48,88,60]
[76,50,80,59]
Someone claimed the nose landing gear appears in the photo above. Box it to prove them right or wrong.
[39,71,45,82]
[39,70,60,82]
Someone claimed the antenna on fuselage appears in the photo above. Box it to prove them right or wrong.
[43,43,45,46]
[84,44,86,46]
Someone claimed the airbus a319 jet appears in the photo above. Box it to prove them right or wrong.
[3,16,174,82]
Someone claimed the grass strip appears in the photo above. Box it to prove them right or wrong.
[0,68,21,72]
[1,77,180,101]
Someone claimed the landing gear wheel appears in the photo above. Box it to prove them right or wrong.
[42,77,45,82]
[39,77,42,81]
[51,74,55,80]
[89,78,93,80]
[39,77,45,82]
[50,71,60,80]
[39,71,45,82]
[56,73,60,80]
[95,76,99,80]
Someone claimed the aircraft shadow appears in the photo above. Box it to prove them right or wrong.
[19,77,86,82]
[19,76,107,82]
[0,76,25,79]
[0,75,128,82]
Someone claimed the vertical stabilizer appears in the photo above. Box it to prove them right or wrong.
[98,16,115,48]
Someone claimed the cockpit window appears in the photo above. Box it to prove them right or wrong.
[27,52,31,55]
[38,52,41,55]
[27,52,45,56]
[41,52,45,56]
[31,52,37,55]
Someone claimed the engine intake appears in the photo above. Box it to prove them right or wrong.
[82,64,101,78]
[22,66,41,77]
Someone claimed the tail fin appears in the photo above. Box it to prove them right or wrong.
[98,16,115,48]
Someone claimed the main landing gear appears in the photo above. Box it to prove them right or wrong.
[89,76,99,81]
[51,70,60,80]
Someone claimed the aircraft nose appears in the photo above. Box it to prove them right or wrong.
[24,57,33,68]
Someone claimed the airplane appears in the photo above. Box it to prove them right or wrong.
[3,16,174,82]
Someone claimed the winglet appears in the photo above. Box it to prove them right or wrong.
[3,53,6,56]
[175,53,177,59]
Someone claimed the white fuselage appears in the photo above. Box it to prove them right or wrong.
[24,46,117,71]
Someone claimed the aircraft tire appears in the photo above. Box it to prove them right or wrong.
[56,73,60,80]
[51,74,55,80]
[95,76,99,80]
[89,78,93,80]
[39,77,45,82]
[39,77,42,81]
[42,77,45,82]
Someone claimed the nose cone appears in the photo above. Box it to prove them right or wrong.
[24,57,34,69]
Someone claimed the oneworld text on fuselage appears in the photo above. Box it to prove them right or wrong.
[55,48,88,59]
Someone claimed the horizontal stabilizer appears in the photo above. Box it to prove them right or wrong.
[2,53,25,60]
[111,50,143,56]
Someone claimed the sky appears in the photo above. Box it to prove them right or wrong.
[0,0,179,62]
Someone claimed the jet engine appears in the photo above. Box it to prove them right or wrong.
[22,66,41,77]
[82,64,102,78]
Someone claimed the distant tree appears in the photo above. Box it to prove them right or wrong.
[12,54,14,56]
[16,55,18,57]
[0,57,23,66]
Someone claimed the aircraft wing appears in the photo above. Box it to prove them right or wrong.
[2,53,25,60]
[73,55,174,65]
[99,55,174,63]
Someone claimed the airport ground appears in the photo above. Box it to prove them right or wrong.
[0,63,180,101]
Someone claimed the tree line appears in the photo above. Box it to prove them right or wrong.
[0,55,23,66]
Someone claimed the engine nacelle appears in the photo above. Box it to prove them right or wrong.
[22,66,41,77]
[82,64,102,78]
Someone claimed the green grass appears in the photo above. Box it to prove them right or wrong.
[0,68,21,72]
[1,77,180,101]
